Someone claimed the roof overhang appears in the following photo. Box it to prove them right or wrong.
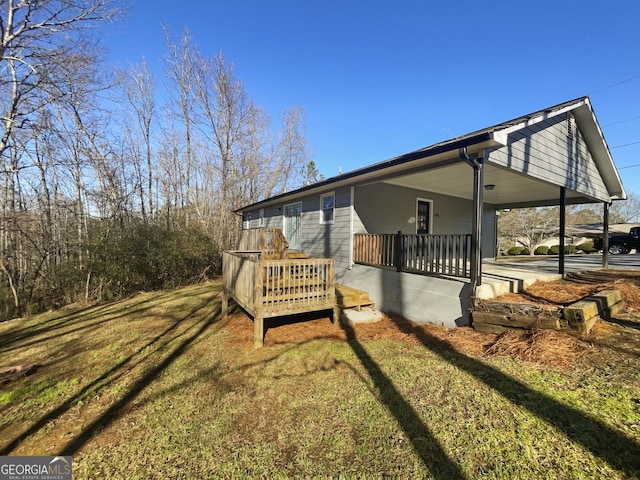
[237,97,627,213]
[236,135,501,212]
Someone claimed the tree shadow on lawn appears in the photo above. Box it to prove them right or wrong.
[386,316,640,478]
[0,289,181,356]
[0,293,222,456]
[340,321,467,480]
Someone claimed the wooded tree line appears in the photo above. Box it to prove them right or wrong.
[0,1,312,320]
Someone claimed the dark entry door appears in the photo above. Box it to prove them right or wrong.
[417,200,430,234]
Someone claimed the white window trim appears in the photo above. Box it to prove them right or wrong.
[416,198,433,234]
[320,191,335,225]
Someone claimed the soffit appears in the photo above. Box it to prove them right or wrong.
[382,162,601,208]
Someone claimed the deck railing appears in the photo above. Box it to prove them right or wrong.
[222,250,336,347]
[236,228,289,259]
[223,250,335,316]
[353,232,471,279]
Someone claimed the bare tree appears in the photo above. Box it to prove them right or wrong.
[610,193,640,223]
[0,0,122,315]
[498,206,560,252]
[163,26,198,210]
[190,50,310,247]
[120,60,156,222]
[0,0,120,162]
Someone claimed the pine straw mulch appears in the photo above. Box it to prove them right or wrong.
[223,270,640,371]
[495,269,640,311]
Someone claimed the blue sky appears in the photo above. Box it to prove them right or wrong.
[104,0,640,195]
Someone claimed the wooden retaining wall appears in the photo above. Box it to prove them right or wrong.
[473,290,625,335]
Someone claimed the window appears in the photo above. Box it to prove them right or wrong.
[320,192,335,224]
[243,211,252,230]
[258,208,264,227]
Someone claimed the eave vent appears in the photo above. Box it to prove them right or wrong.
[567,114,575,139]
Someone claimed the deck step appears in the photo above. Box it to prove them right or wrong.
[336,284,376,310]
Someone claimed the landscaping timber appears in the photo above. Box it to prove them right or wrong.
[472,301,565,334]
[472,289,624,335]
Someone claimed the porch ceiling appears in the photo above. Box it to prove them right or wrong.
[383,162,599,208]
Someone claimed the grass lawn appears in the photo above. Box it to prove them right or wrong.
[0,280,639,479]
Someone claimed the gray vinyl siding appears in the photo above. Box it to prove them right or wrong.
[353,183,497,259]
[487,115,609,201]
[240,187,353,270]
[298,187,352,270]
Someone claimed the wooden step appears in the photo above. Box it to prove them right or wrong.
[336,284,375,310]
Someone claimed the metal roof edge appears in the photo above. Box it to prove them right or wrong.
[235,131,492,212]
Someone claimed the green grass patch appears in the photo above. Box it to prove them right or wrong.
[0,280,638,478]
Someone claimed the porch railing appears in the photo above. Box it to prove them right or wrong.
[353,232,471,279]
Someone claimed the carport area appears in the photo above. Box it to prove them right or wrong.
[477,254,640,299]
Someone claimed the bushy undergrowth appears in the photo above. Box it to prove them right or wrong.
[0,221,221,321]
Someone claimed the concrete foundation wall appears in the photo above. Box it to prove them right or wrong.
[339,264,471,328]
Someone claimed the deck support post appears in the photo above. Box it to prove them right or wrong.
[221,289,229,319]
[559,187,566,276]
[333,306,341,324]
[254,316,264,348]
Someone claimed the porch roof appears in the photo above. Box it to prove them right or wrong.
[237,97,626,213]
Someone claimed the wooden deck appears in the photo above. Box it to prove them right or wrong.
[222,250,337,347]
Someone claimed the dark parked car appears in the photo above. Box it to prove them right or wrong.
[594,226,640,254]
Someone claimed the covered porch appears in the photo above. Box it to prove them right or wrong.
[336,99,627,327]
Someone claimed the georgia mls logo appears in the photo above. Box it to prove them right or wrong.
[49,456,71,474]
[0,456,72,480]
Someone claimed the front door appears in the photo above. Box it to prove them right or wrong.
[416,199,431,234]
[284,202,302,250]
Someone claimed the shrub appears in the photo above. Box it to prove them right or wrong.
[508,246,523,255]
[564,244,577,254]
[576,242,596,253]
[548,245,560,255]
[520,248,531,255]
[534,246,549,255]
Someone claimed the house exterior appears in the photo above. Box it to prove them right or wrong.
[235,97,626,327]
